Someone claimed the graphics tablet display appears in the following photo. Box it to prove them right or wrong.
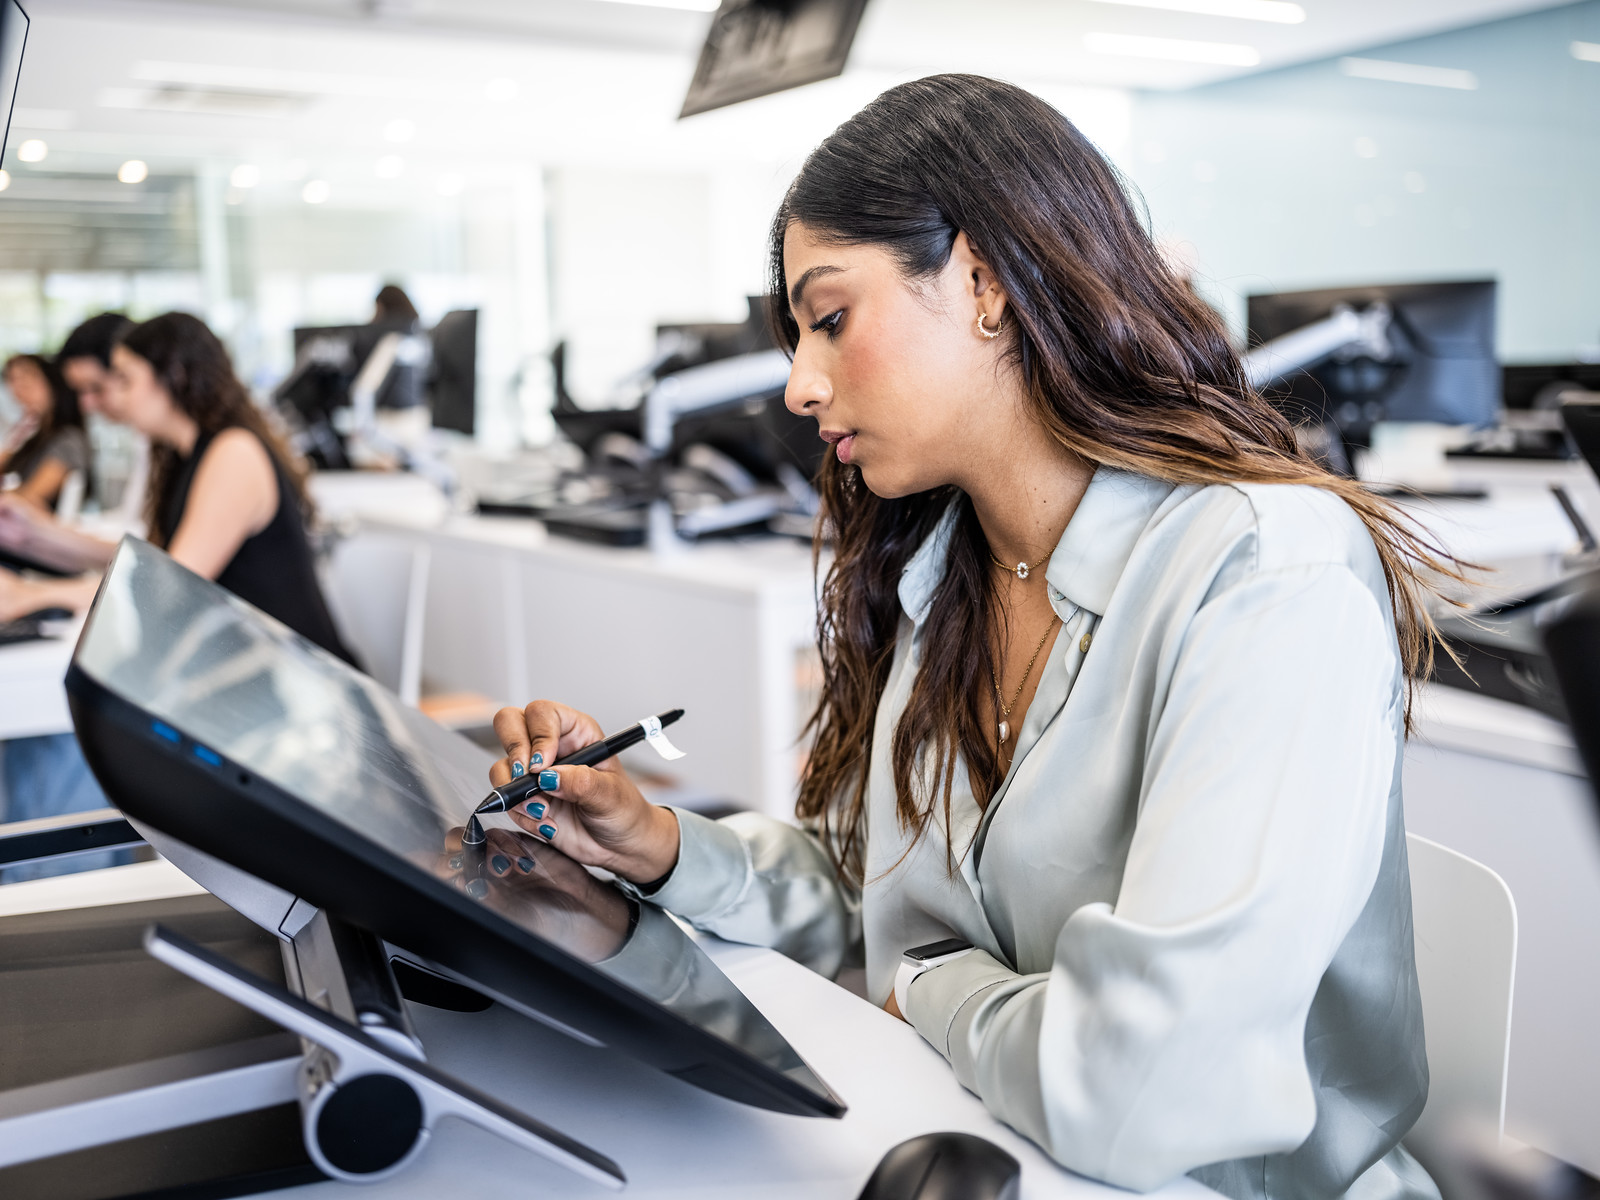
[66,538,843,1119]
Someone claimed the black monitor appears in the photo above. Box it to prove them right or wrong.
[680,0,869,118]
[66,538,845,1120]
[427,309,476,435]
[0,0,27,170]
[1247,280,1500,434]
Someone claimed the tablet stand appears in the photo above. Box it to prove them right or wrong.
[0,811,625,1190]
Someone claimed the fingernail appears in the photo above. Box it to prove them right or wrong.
[517,856,535,872]
[511,761,525,778]
[465,879,489,899]
[491,855,510,875]
[538,824,556,839]
[538,770,559,791]
[448,854,462,870]
[525,801,546,819]
[531,752,544,766]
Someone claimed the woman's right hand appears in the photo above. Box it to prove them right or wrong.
[490,700,681,886]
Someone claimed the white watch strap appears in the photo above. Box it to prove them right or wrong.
[893,959,920,1018]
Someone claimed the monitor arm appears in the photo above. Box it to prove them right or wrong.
[1243,302,1394,390]
[641,348,792,455]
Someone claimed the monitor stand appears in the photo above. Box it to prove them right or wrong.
[0,814,625,1191]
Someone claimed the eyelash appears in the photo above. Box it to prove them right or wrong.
[808,310,844,339]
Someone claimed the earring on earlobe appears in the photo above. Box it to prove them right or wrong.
[977,311,1003,340]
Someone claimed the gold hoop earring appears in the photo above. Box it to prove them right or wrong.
[977,312,1003,340]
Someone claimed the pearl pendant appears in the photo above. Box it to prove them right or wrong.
[998,720,1010,744]
[1015,563,1029,580]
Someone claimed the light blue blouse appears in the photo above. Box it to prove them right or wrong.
[643,467,1438,1200]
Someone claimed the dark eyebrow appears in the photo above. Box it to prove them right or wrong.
[789,264,846,312]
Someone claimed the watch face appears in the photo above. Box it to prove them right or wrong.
[904,937,973,963]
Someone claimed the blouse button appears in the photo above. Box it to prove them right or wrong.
[1079,632,1093,653]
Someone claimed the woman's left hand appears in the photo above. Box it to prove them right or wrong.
[884,989,906,1022]
[0,567,41,623]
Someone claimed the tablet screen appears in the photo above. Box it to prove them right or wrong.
[69,538,841,1117]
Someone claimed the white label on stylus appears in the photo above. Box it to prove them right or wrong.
[639,715,686,761]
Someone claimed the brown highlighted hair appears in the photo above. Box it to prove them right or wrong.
[119,312,314,548]
[770,75,1466,886]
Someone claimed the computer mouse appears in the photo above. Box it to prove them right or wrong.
[856,1132,1021,1200]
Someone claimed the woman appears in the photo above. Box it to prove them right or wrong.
[0,311,351,661]
[489,78,1460,1199]
[0,353,91,511]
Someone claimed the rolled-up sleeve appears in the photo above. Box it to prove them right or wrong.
[901,563,1400,1190]
[644,808,861,980]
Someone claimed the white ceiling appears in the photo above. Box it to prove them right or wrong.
[3,0,1572,201]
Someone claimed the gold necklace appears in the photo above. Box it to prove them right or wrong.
[990,614,1060,745]
[989,550,1039,581]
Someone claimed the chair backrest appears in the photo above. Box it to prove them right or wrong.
[1405,832,1518,1147]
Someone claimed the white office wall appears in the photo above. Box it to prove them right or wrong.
[1126,0,1600,362]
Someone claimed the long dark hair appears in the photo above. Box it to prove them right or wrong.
[120,312,313,548]
[772,75,1465,885]
[5,353,90,498]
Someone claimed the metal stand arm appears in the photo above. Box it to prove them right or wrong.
[144,924,625,1189]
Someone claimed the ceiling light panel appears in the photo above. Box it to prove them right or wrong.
[1084,32,1260,66]
[1339,57,1478,89]
[1084,0,1305,24]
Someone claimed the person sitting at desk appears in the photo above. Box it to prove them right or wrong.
[487,77,1460,1200]
[0,310,352,663]
[0,354,91,512]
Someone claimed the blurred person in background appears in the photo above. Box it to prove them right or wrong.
[0,313,354,877]
[58,312,134,414]
[0,354,91,512]
[0,311,353,660]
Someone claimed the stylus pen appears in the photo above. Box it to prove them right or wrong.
[473,709,685,816]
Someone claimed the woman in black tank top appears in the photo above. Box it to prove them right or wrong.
[0,312,353,665]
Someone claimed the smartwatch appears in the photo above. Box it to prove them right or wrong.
[894,937,975,1017]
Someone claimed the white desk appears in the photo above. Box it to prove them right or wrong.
[0,629,75,741]
[0,861,1211,1200]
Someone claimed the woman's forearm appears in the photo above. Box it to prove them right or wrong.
[0,572,101,621]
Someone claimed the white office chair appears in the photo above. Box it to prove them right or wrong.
[1405,832,1518,1148]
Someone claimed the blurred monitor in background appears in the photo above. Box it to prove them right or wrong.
[1247,280,1500,472]
[428,309,476,436]
[0,0,28,169]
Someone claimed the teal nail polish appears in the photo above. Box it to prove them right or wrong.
[538,770,558,791]
[448,854,462,870]
[465,879,489,899]
[517,856,535,872]
[531,752,544,766]
[491,855,510,874]
[525,801,546,819]
[511,761,525,778]
[539,824,556,839]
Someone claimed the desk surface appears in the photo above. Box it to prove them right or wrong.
[0,860,1209,1200]
[0,626,76,741]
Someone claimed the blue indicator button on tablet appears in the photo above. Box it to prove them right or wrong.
[194,745,222,767]
[152,721,181,744]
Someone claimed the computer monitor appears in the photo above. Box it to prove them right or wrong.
[680,0,869,118]
[0,0,28,169]
[1247,280,1500,434]
[427,309,476,435]
[67,538,845,1120]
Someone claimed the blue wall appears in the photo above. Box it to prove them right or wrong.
[1125,1,1600,362]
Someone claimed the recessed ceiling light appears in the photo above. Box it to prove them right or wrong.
[376,154,404,179]
[384,118,415,144]
[302,179,330,204]
[1572,41,1600,63]
[587,0,720,10]
[230,163,260,188]
[16,139,47,163]
[0,170,10,192]
[1085,0,1304,24]
[1339,57,1478,90]
[1085,32,1260,66]
[118,160,148,183]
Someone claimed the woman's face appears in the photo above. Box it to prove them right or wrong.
[782,221,1015,499]
[4,360,53,419]
[105,345,178,436]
